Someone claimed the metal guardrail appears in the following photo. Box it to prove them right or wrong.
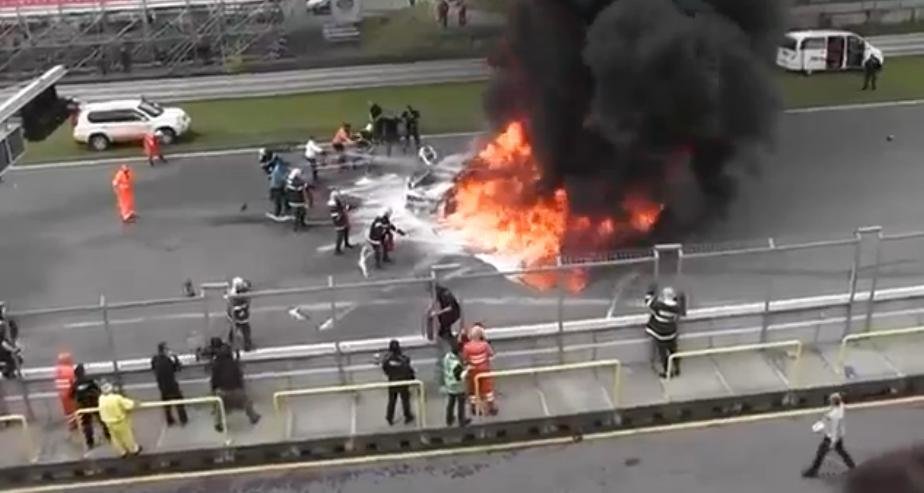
[273,380,426,439]
[72,396,229,452]
[6,226,924,385]
[0,414,35,463]
[663,340,804,401]
[837,325,924,375]
[474,359,623,411]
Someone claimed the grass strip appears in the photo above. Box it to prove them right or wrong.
[20,55,924,164]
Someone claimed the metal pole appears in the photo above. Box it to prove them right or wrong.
[327,276,337,332]
[556,255,565,365]
[653,249,661,282]
[200,288,211,338]
[842,234,862,339]
[334,341,346,385]
[863,230,883,333]
[100,295,123,390]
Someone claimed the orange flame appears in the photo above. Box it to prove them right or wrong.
[444,121,664,292]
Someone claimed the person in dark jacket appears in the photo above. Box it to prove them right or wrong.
[261,150,290,220]
[210,345,260,431]
[150,342,188,426]
[380,115,401,157]
[0,303,21,380]
[328,191,354,254]
[284,168,311,232]
[430,284,461,341]
[401,105,421,153]
[71,364,110,449]
[862,54,882,91]
[381,339,416,425]
[645,285,686,378]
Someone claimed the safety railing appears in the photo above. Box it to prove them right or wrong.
[73,396,229,452]
[474,359,623,413]
[0,414,35,463]
[9,225,924,384]
[837,325,924,376]
[663,340,804,401]
[273,380,426,439]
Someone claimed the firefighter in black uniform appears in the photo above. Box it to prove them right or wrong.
[380,339,416,425]
[645,285,686,378]
[360,207,405,277]
[71,364,110,449]
[862,53,882,91]
[368,101,383,134]
[401,105,421,153]
[0,302,21,380]
[226,277,254,352]
[380,114,401,157]
[285,168,311,232]
[151,342,188,426]
[328,191,354,254]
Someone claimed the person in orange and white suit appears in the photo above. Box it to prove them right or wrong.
[461,323,497,416]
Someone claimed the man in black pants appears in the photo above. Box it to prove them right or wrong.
[381,339,416,425]
[401,105,421,153]
[71,364,110,448]
[644,285,686,378]
[430,284,461,341]
[327,191,354,255]
[803,392,856,478]
[862,54,882,91]
[151,342,188,426]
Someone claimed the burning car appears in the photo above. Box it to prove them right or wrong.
[404,150,474,216]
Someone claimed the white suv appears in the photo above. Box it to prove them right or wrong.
[73,99,191,151]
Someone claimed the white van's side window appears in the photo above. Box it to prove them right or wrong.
[802,38,825,50]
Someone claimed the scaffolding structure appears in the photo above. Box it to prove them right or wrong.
[0,0,289,81]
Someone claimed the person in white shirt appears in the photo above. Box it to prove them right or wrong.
[802,392,856,477]
[304,137,325,182]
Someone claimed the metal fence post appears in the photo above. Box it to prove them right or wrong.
[556,255,565,365]
[653,248,661,283]
[200,288,211,338]
[843,226,882,338]
[100,294,123,390]
[327,276,337,333]
[334,340,346,385]
[864,229,884,333]
[760,239,776,343]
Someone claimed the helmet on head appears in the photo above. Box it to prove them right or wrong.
[661,287,677,303]
[100,381,114,394]
[381,207,393,218]
[258,148,267,158]
[288,168,302,179]
[231,277,246,292]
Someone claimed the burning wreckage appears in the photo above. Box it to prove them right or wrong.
[409,0,784,291]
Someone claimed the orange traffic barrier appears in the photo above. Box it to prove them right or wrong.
[112,165,136,222]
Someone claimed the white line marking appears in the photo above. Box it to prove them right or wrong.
[319,305,359,331]
[784,98,924,114]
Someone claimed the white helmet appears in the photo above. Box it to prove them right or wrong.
[661,286,677,303]
[232,277,246,292]
[258,148,267,158]
[288,168,302,179]
[330,190,340,200]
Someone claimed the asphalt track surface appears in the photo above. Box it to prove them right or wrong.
[5,104,924,364]
[63,402,924,493]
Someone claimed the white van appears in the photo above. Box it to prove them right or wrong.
[777,30,884,75]
[72,98,191,151]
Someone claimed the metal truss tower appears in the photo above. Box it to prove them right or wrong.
[0,0,288,82]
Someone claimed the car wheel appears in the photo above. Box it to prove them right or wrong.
[156,127,177,145]
[89,134,110,152]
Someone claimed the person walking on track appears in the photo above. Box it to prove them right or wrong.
[112,165,137,223]
[803,392,856,478]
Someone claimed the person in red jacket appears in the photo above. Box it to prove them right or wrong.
[143,131,167,167]
[461,323,497,416]
[55,352,78,430]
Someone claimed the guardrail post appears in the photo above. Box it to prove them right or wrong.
[327,276,337,333]
[200,288,210,338]
[334,340,346,385]
[863,230,883,333]
[760,238,776,343]
[843,226,882,338]
[100,294,123,390]
[556,255,565,364]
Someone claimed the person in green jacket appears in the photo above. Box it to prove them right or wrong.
[441,341,470,427]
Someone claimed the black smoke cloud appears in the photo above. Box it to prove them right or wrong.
[484,0,788,239]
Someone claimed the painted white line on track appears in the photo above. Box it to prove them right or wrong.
[12,98,924,173]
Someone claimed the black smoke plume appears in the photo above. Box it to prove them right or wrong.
[484,0,788,241]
